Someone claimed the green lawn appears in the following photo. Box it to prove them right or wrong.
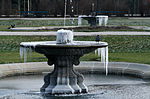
[1,52,150,65]
[0,35,150,64]
[80,52,150,65]
[0,19,88,31]
[1,18,150,27]
[108,17,150,26]
[0,52,46,64]
[1,17,150,31]
[0,19,81,27]
[109,53,150,64]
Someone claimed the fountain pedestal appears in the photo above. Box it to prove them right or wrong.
[20,42,108,95]
[34,46,99,95]
[20,30,108,95]
[40,55,87,94]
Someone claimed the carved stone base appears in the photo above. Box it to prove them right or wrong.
[40,55,88,95]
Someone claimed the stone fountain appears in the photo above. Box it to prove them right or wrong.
[78,15,108,27]
[20,29,108,95]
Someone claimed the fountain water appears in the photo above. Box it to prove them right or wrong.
[20,29,108,95]
[95,47,109,75]
[64,0,67,26]
[64,0,75,27]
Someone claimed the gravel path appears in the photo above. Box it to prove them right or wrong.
[0,31,150,36]
[0,18,77,20]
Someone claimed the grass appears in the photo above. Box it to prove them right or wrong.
[1,17,150,31]
[80,52,150,65]
[72,26,150,32]
[109,53,150,64]
[108,17,150,26]
[75,36,150,53]
[0,19,88,31]
[1,18,150,27]
[0,19,80,27]
[0,36,56,52]
[0,35,150,64]
[0,52,46,64]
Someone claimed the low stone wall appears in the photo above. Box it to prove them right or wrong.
[0,62,52,78]
[0,61,150,79]
[78,62,150,79]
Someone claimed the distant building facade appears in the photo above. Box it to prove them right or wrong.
[0,0,150,17]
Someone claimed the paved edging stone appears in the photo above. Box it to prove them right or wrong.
[0,62,150,79]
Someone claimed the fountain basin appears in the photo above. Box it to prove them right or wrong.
[1,62,150,99]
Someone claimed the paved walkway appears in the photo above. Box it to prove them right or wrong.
[0,18,77,20]
[0,17,150,20]
[1,31,150,36]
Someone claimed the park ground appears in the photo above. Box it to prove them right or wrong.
[0,17,150,65]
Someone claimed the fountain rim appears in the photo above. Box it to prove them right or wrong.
[1,62,150,80]
[20,41,108,48]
